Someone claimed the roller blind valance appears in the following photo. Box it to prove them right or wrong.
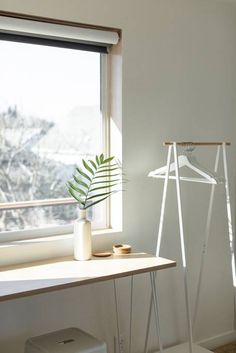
[0,15,120,53]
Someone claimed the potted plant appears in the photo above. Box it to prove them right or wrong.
[67,154,122,260]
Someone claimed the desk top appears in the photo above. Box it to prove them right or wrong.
[0,253,176,301]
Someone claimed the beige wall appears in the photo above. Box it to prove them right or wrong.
[1,1,236,352]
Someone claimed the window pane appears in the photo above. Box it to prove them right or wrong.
[0,40,105,232]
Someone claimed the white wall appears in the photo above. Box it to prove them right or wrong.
[1,0,236,352]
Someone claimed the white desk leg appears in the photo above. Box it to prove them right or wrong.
[129,275,134,353]
[113,279,121,353]
[144,292,153,353]
[150,271,163,353]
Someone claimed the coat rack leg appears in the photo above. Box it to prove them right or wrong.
[143,146,172,353]
[192,146,220,331]
[173,142,193,353]
[222,142,236,329]
[156,145,173,256]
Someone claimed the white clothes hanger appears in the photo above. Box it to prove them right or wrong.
[148,147,224,184]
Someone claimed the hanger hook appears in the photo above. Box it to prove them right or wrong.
[184,144,195,154]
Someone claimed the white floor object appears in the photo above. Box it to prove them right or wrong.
[25,327,107,353]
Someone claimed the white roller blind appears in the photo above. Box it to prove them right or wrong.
[0,15,119,50]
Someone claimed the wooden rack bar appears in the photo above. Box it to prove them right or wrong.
[164,142,231,146]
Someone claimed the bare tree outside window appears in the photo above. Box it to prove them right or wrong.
[0,40,105,232]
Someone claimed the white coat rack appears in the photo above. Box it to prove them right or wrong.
[145,142,236,353]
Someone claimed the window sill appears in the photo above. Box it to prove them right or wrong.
[0,229,122,268]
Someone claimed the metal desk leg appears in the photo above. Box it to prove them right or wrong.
[113,279,121,353]
[144,291,153,353]
[150,271,163,353]
[129,275,134,353]
[113,276,133,353]
[114,273,163,353]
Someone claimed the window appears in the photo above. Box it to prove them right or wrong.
[0,14,120,241]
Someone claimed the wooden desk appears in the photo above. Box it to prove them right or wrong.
[0,253,176,353]
[0,253,176,301]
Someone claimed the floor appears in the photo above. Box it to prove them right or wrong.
[213,342,236,353]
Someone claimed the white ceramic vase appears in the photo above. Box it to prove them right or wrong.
[74,209,92,261]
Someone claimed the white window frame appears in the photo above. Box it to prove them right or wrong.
[0,13,122,267]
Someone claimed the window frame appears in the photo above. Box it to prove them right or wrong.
[0,13,122,268]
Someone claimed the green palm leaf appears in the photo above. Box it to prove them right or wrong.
[76,167,92,182]
[94,173,121,179]
[100,153,104,163]
[68,182,87,196]
[87,190,113,201]
[91,179,121,185]
[96,167,119,173]
[72,175,88,190]
[67,155,123,209]
[102,156,114,164]
[98,164,119,169]
[96,155,100,166]
[89,160,97,170]
[84,194,111,209]
[90,183,119,192]
[82,159,94,175]
[68,187,85,206]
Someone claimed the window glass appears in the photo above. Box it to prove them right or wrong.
[0,40,105,232]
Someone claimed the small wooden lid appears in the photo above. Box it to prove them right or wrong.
[113,244,131,255]
[93,252,112,257]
